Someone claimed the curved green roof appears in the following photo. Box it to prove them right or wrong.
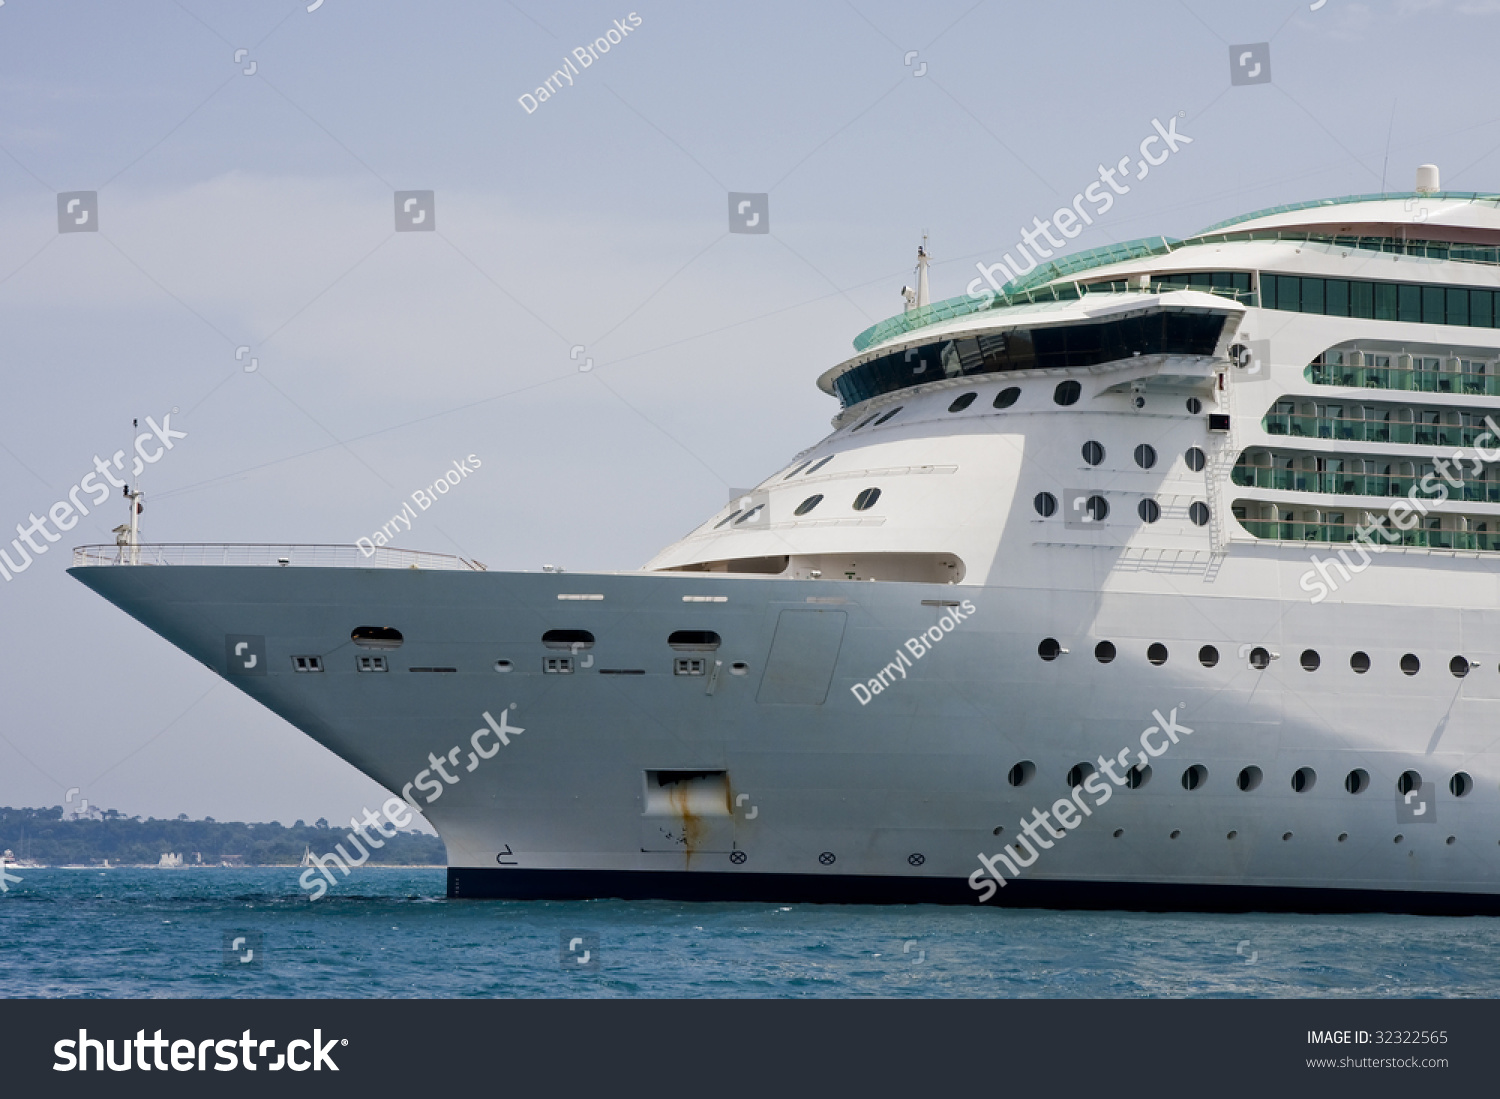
[852,191,1500,353]
[1197,190,1500,234]
[852,236,1177,352]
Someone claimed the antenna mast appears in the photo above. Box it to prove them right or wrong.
[901,233,931,312]
[114,418,144,564]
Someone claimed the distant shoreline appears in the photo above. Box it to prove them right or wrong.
[24,863,445,870]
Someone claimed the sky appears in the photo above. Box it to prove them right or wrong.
[2,0,1499,827]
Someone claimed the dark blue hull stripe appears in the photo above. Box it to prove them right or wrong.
[446,868,1500,915]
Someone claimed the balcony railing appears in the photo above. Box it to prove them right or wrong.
[1232,466,1500,502]
[1238,520,1500,551]
[1307,362,1497,397]
[70,543,487,571]
[1261,413,1490,447]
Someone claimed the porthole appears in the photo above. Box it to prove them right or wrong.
[993,387,1021,409]
[1034,491,1057,517]
[1237,766,1262,792]
[1227,830,1238,840]
[1066,763,1095,788]
[1126,764,1151,789]
[1186,397,1202,414]
[1184,446,1206,472]
[1350,651,1370,673]
[1446,835,1457,845]
[793,494,823,516]
[543,629,594,650]
[1181,764,1207,791]
[1292,767,1316,793]
[1147,642,1168,666]
[1038,638,1063,661]
[782,460,812,480]
[1084,495,1109,522]
[1054,380,1081,406]
[850,414,878,432]
[1082,440,1105,465]
[1138,498,1160,523]
[1198,645,1219,668]
[874,406,903,425]
[352,626,403,650]
[1400,653,1420,676]
[992,826,1004,836]
[1394,835,1404,844]
[852,487,881,511]
[1344,769,1368,795]
[1007,761,1036,787]
[1112,828,1124,838]
[1133,443,1157,469]
[1169,830,1181,840]
[1188,501,1210,526]
[714,511,742,529]
[805,456,834,475]
[729,662,749,676]
[1300,649,1320,672]
[1283,832,1294,842]
[1337,833,1348,842]
[1397,770,1422,796]
[1450,655,1471,678]
[1450,772,1473,797]
[494,659,513,673]
[734,504,764,524]
[948,392,978,413]
[1248,646,1271,670]
[1094,640,1116,663]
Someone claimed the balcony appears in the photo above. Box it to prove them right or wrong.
[1238,520,1500,551]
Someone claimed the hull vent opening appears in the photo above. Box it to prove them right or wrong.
[543,629,594,650]
[352,626,403,650]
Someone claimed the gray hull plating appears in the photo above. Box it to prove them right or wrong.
[67,562,1500,911]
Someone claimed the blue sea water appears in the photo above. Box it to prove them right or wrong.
[0,868,1495,998]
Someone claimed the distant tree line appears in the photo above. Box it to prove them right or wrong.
[0,807,445,866]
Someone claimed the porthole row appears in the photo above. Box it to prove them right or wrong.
[1044,636,1486,680]
[1001,757,1475,806]
[1033,488,1208,525]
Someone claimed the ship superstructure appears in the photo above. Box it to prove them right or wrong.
[70,169,1500,912]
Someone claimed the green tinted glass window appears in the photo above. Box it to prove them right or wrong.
[1277,276,1300,312]
[1302,278,1324,314]
[1423,285,1445,324]
[1447,287,1469,327]
[1473,290,1494,328]
[1325,279,1349,316]
[1351,280,1374,318]
[1376,282,1399,320]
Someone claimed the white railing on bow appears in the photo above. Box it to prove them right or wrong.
[70,543,487,571]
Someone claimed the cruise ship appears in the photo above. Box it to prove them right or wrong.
[70,167,1500,913]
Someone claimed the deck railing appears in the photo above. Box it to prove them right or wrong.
[70,543,487,571]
